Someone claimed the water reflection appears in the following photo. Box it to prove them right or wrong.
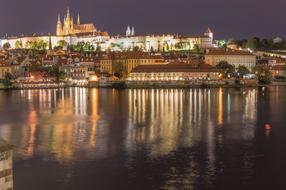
[0,88,261,161]
[0,87,284,190]
[126,88,258,157]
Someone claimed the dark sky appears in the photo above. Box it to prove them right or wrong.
[0,0,285,39]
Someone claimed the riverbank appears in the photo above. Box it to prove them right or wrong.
[1,80,286,90]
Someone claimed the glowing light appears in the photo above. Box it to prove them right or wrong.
[89,75,98,82]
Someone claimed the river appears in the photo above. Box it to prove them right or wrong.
[0,87,286,190]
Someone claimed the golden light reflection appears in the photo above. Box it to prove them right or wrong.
[51,123,74,161]
[26,108,37,157]
[244,89,257,122]
[0,88,261,163]
[127,89,211,157]
[218,88,223,126]
[90,88,99,147]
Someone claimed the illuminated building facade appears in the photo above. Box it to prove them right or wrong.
[99,52,165,76]
[127,63,220,81]
[205,49,256,69]
[0,8,215,51]
[0,61,12,79]
[108,28,214,52]
[56,7,96,36]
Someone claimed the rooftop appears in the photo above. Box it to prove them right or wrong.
[206,49,254,56]
[131,63,218,73]
[111,52,163,60]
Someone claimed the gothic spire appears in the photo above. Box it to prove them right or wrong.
[126,25,131,36]
[77,13,80,25]
[67,6,70,19]
[57,14,61,24]
[131,27,135,36]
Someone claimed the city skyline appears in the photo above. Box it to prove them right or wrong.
[0,0,285,39]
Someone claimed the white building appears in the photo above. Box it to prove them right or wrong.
[1,28,215,52]
[205,49,256,69]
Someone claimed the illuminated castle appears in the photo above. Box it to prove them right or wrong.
[56,7,96,36]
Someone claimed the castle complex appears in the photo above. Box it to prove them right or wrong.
[0,8,216,51]
[56,8,96,36]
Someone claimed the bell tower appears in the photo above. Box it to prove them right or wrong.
[126,26,131,36]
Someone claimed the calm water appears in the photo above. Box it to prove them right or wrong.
[0,87,286,190]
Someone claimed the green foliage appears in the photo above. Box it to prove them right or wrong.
[113,63,125,79]
[57,40,68,49]
[3,42,11,50]
[26,39,48,50]
[218,40,227,48]
[163,42,170,52]
[133,46,140,52]
[48,36,52,50]
[3,72,13,88]
[15,40,23,49]
[96,44,102,52]
[252,65,272,84]
[228,37,286,51]
[216,61,235,78]
[193,44,201,53]
[68,41,95,52]
[174,41,190,50]
[237,65,250,78]
[47,65,65,83]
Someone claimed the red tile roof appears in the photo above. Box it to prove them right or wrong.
[0,61,11,67]
[206,49,254,56]
[131,63,218,73]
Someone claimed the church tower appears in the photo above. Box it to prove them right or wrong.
[126,26,131,36]
[204,27,214,42]
[62,7,75,35]
[77,13,81,25]
[131,27,135,36]
[56,7,96,36]
[56,14,63,36]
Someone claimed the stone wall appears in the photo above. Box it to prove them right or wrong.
[0,141,13,190]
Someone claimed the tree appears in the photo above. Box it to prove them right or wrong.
[3,72,13,88]
[3,42,11,50]
[57,40,68,49]
[48,65,65,83]
[48,36,52,50]
[83,42,95,51]
[174,41,190,50]
[15,40,23,49]
[113,63,125,79]
[133,46,140,52]
[246,38,260,50]
[237,65,250,78]
[193,44,201,53]
[216,61,235,78]
[96,44,102,53]
[26,39,48,50]
[252,65,272,84]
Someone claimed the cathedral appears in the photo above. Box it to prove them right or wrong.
[56,8,96,36]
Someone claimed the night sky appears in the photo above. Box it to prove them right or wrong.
[0,0,285,39]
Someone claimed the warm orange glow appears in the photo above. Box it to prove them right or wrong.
[218,88,223,126]
[89,75,98,82]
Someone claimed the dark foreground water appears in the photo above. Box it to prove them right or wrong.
[0,87,286,190]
